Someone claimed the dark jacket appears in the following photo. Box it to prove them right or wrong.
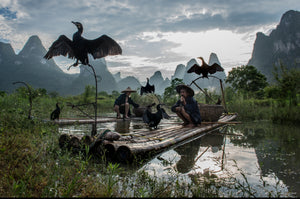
[171,96,201,124]
[114,93,139,108]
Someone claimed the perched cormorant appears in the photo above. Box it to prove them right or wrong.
[187,57,224,78]
[216,98,222,105]
[143,103,170,129]
[50,103,61,120]
[44,21,122,69]
[140,78,155,95]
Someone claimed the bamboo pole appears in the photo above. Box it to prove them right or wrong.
[59,134,71,149]
[133,126,183,139]
[69,136,81,149]
[123,125,182,138]
[128,127,192,143]
[161,121,241,125]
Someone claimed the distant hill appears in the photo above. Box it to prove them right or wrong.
[113,72,122,83]
[71,58,118,95]
[0,35,226,96]
[0,35,118,95]
[117,76,141,92]
[248,10,300,82]
[0,35,75,94]
[149,71,171,95]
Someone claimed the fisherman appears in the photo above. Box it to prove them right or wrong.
[171,84,201,127]
[114,87,139,119]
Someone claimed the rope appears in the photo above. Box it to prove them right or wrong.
[99,129,111,140]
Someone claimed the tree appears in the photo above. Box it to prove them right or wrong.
[111,90,120,99]
[0,90,6,97]
[163,78,184,104]
[225,65,268,98]
[273,63,300,106]
[163,78,184,98]
[82,85,95,103]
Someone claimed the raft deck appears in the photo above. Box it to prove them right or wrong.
[93,113,238,162]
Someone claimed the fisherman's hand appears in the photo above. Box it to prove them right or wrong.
[180,96,186,105]
[175,107,182,112]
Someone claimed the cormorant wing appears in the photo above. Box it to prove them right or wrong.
[142,108,150,124]
[161,108,170,119]
[187,64,202,75]
[140,86,144,95]
[44,35,75,60]
[150,85,155,93]
[86,35,122,59]
[208,63,224,74]
[213,63,224,71]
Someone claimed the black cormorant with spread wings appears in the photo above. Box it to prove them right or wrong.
[187,57,224,78]
[140,78,155,95]
[44,21,122,69]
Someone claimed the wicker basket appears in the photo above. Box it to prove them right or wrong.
[133,107,146,117]
[198,103,225,122]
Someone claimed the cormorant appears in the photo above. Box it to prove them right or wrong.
[143,103,170,129]
[140,78,155,95]
[216,98,222,105]
[44,21,122,69]
[187,57,224,78]
[50,103,61,120]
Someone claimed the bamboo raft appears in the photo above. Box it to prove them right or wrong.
[59,113,238,163]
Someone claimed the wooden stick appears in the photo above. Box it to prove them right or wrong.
[202,121,241,124]
[161,121,241,125]
[194,146,210,162]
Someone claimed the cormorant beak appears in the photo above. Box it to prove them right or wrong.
[71,21,78,26]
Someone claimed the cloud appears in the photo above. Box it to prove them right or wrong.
[3,0,298,40]
[0,7,17,20]
[0,0,299,80]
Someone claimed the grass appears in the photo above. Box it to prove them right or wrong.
[225,95,300,124]
[0,90,298,197]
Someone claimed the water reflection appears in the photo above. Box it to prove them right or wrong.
[58,119,299,197]
[174,129,224,174]
[229,122,300,197]
[114,120,131,134]
[140,122,299,197]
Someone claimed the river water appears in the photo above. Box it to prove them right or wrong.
[59,118,300,197]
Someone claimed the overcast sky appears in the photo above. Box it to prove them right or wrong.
[0,0,299,81]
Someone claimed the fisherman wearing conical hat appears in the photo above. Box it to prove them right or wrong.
[114,87,140,119]
[171,84,201,127]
